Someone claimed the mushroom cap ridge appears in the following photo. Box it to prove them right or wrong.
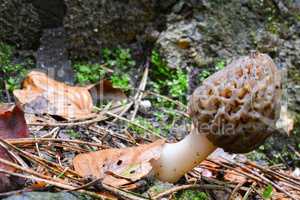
[188,53,282,153]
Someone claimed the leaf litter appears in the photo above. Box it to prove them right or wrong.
[0,68,298,199]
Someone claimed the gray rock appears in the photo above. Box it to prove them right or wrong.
[156,0,300,164]
[4,192,88,200]
[64,0,177,58]
[36,27,74,83]
[0,0,41,49]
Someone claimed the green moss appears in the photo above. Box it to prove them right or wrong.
[73,47,135,91]
[197,59,226,84]
[176,190,208,200]
[288,68,300,83]
[128,116,160,136]
[0,42,33,93]
[110,73,131,91]
[150,50,188,104]
[66,129,81,139]
[73,63,106,85]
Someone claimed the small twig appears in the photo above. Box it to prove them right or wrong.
[28,103,128,127]
[0,168,104,199]
[130,65,149,121]
[247,161,300,189]
[228,180,246,200]
[4,81,11,103]
[144,90,187,110]
[112,61,150,123]
[0,157,59,181]
[223,158,298,200]
[67,177,103,192]
[106,111,163,138]
[102,184,148,200]
[288,144,300,158]
[28,115,106,127]
[88,125,135,144]
[7,138,105,148]
[242,182,256,200]
[0,138,80,179]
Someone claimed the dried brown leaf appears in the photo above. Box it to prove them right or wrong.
[0,104,29,139]
[13,71,126,120]
[88,79,127,103]
[73,140,165,187]
[0,104,29,192]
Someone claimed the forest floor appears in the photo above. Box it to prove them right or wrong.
[0,42,299,200]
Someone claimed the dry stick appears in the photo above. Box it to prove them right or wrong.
[68,178,148,200]
[0,168,104,200]
[28,103,127,127]
[228,180,246,200]
[130,66,149,121]
[7,138,105,148]
[144,90,187,110]
[0,138,80,178]
[0,157,55,181]
[242,166,298,200]
[247,161,300,189]
[88,125,134,144]
[50,143,90,153]
[242,182,256,200]
[111,102,134,123]
[101,184,148,200]
[200,176,250,192]
[4,81,11,103]
[207,159,262,183]
[152,184,231,200]
[106,111,163,138]
[41,127,60,138]
[223,159,298,200]
[67,177,103,192]
[288,144,300,158]
[112,64,149,123]
[27,115,106,127]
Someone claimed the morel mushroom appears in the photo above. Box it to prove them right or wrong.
[74,53,282,183]
[151,52,282,182]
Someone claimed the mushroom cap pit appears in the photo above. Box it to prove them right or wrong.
[188,53,282,153]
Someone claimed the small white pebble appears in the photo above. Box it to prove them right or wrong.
[139,100,152,113]
[292,168,300,177]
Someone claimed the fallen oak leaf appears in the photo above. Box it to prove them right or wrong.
[88,79,127,103]
[14,71,126,120]
[73,140,165,187]
[14,71,94,120]
[0,104,29,192]
[0,104,29,139]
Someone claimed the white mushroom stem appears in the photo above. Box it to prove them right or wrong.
[151,128,216,183]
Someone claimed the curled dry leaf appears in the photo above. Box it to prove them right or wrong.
[0,104,29,192]
[0,104,29,139]
[88,79,127,103]
[73,140,165,187]
[14,71,126,119]
[14,71,93,119]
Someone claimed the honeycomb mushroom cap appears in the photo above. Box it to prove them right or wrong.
[188,53,282,153]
